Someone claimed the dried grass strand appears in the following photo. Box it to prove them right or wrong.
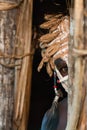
[0,1,23,10]
[44,14,63,20]
[39,31,59,43]
[38,14,69,76]
[14,0,33,122]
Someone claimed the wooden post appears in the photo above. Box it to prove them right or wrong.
[66,0,86,130]
[0,0,22,130]
[18,0,34,129]
[83,0,87,129]
[13,0,34,130]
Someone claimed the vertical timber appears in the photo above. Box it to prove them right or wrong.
[84,0,87,129]
[18,0,33,130]
[13,0,34,130]
[67,0,87,130]
[0,0,22,130]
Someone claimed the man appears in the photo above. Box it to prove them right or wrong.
[38,14,69,130]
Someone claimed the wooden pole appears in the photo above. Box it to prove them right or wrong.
[18,0,33,129]
[66,0,86,130]
[83,0,87,129]
[13,0,34,130]
[0,0,22,130]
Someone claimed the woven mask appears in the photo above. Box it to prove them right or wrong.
[38,14,69,92]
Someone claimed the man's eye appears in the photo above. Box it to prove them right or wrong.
[61,67,68,73]
[59,66,68,76]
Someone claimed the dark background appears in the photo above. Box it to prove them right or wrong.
[28,49,54,130]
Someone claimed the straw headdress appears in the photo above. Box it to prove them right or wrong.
[37,14,70,77]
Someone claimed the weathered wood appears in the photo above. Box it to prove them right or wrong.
[13,0,34,130]
[84,0,87,129]
[66,0,86,130]
[0,5,17,130]
[77,0,87,126]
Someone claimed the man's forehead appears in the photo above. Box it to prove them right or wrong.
[54,58,67,68]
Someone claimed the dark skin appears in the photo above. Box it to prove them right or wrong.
[54,58,68,130]
[54,58,68,77]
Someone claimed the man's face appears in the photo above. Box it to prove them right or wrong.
[54,58,68,92]
[54,58,68,77]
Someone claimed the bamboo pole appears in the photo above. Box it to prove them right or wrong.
[66,0,86,130]
[13,0,34,130]
[19,0,34,129]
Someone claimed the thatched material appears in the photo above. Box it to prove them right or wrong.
[38,14,69,77]
[0,0,23,10]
